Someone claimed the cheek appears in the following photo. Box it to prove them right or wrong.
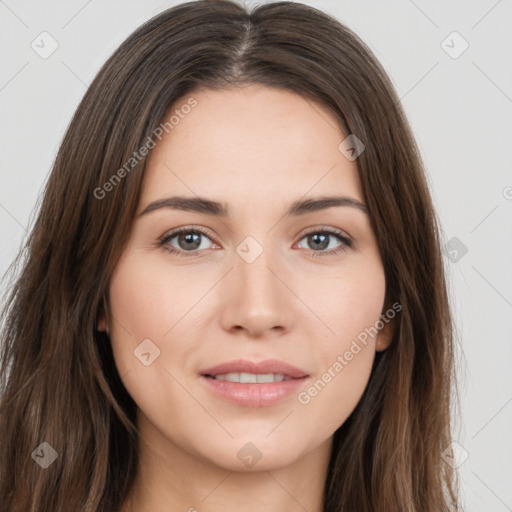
[106,253,196,422]
[307,256,386,349]
[107,251,200,359]
[106,256,167,382]
[294,260,385,426]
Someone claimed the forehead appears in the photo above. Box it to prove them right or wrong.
[139,86,364,212]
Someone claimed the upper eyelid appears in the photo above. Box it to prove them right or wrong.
[161,225,217,242]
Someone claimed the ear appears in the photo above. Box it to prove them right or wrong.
[96,297,108,332]
[97,313,107,332]
[375,317,395,352]
[375,301,397,352]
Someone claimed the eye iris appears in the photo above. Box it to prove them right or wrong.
[309,233,329,250]
[178,232,202,250]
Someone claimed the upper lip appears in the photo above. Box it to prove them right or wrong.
[200,358,309,379]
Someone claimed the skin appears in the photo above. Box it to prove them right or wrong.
[98,85,395,512]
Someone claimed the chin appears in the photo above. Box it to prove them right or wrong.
[196,437,304,472]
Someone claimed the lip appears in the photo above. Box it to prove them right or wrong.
[199,358,310,408]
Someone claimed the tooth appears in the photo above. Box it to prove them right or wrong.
[256,373,275,383]
[239,372,257,383]
[215,372,239,382]
[213,372,292,383]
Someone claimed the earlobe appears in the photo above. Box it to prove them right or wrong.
[96,299,108,332]
[375,316,395,352]
[97,315,107,332]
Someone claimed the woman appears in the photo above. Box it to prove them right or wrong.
[0,0,460,510]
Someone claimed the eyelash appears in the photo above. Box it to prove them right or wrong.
[157,225,353,259]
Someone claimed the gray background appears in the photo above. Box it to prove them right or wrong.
[1,0,511,510]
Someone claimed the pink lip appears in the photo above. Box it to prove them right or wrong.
[200,358,309,379]
[199,358,310,408]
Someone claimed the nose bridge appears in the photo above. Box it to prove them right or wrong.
[219,233,292,335]
[235,235,282,303]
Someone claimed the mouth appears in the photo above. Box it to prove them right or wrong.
[204,372,295,383]
[199,358,310,407]
[200,358,309,380]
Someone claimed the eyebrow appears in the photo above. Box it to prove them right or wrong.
[139,195,369,217]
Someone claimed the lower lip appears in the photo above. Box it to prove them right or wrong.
[200,375,308,407]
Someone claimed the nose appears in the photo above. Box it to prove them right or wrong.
[218,247,294,339]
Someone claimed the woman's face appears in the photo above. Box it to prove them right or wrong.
[103,85,394,472]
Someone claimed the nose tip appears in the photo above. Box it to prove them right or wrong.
[219,253,292,338]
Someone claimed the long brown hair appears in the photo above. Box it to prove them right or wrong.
[0,0,460,510]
